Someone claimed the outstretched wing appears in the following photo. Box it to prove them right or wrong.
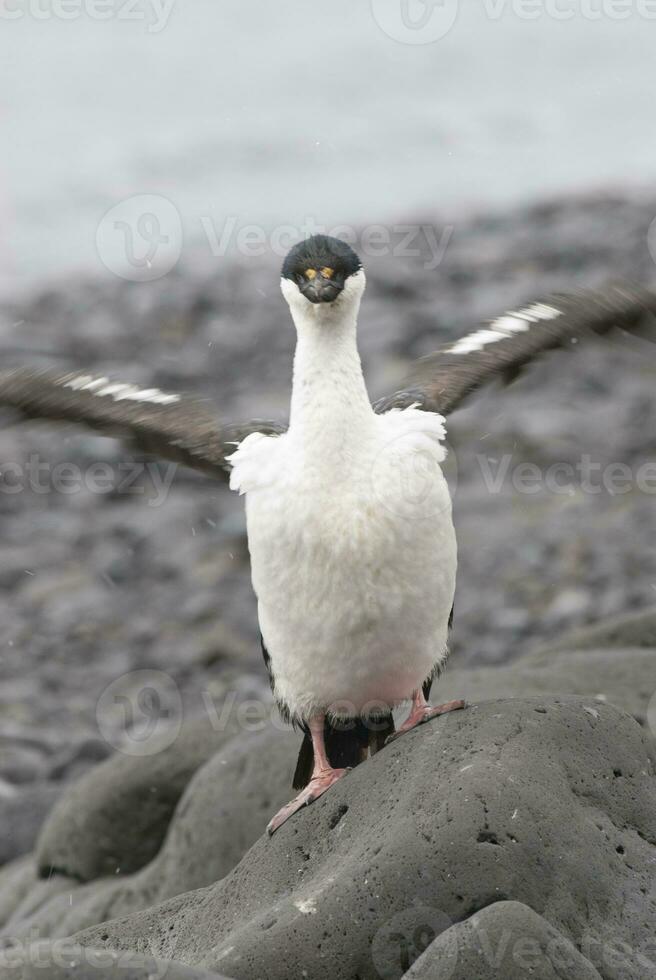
[0,281,653,477]
[374,281,656,416]
[0,368,284,479]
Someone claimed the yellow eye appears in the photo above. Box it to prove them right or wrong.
[304,268,317,280]
[321,267,335,279]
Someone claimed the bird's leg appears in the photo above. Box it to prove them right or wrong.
[386,690,465,744]
[267,714,350,836]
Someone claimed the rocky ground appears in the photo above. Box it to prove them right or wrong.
[0,607,654,978]
[0,192,655,976]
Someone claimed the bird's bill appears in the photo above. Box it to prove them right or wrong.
[298,269,345,304]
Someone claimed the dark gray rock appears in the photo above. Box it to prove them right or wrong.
[435,646,656,729]
[403,901,603,979]
[0,870,73,937]
[0,783,63,866]
[75,697,656,980]
[1,729,297,940]
[0,943,230,979]
[0,859,39,928]
[136,727,297,897]
[0,746,49,786]
[533,607,656,655]
[46,740,112,783]
[35,718,241,882]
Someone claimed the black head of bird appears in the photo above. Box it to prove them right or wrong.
[280,234,363,307]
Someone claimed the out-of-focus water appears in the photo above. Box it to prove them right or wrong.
[0,0,654,295]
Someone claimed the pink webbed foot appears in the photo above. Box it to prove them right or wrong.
[267,767,349,836]
[386,698,466,745]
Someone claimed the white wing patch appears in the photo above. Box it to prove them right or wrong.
[227,431,284,495]
[61,373,181,405]
[448,302,562,356]
[378,403,448,463]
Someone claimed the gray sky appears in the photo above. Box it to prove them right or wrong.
[1,0,654,292]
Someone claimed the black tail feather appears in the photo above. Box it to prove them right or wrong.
[326,720,370,771]
[292,715,394,790]
[293,733,315,790]
[369,715,395,755]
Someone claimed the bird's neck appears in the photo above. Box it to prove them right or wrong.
[288,306,374,452]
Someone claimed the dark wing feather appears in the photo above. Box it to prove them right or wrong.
[374,281,656,416]
[423,602,454,702]
[0,281,653,477]
[0,368,285,479]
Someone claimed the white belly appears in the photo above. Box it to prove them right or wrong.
[243,427,457,722]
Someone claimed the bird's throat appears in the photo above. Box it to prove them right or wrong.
[288,308,374,456]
